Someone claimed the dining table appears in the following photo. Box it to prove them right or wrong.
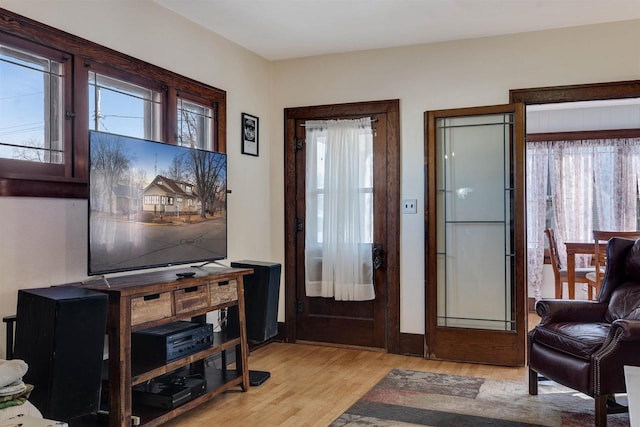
[563,241,596,299]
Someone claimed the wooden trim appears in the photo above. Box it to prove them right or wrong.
[527,128,640,142]
[399,333,424,357]
[511,80,640,105]
[386,108,401,353]
[283,116,298,343]
[0,176,87,198]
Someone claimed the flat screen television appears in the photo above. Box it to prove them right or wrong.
[88,130,227,275]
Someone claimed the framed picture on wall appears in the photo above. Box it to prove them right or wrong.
[241,113,259,156]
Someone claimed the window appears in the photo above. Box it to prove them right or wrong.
[89,72,162,141]
[0,31,74,190]
[0,44,65,163]
[144,195,159,204]
[530,137,640,235]
[0,8,226,198]
[177,96,214,150]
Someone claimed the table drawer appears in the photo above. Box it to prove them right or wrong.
[131,292,172,325]
[210,279,238,305]
[174,285,209,314]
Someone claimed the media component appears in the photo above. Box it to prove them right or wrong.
[131,321,214,373]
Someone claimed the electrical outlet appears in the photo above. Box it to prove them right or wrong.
[402,198,417,214]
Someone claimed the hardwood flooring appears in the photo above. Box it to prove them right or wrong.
[163,340,531,427]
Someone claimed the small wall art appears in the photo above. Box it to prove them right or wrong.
[241,113,259,156]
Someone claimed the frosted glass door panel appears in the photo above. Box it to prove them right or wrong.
[436,224,512,330]
[438,121,510,223]
[435,114,515,331]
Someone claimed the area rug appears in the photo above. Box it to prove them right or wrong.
[331,369,630,426]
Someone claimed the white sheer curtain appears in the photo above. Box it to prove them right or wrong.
[304,118,375,301]
[527,137,640,298]
[593,138,639,230]
[526,141,549,301]
[549,141,595,268]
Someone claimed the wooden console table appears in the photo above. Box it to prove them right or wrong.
[82,267,253,427]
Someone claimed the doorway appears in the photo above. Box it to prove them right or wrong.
[284,99,400,352]
[513,81,640,303]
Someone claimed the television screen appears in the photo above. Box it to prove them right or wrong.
[88,131,227,275]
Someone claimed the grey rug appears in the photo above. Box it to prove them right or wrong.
[331,369,630,426]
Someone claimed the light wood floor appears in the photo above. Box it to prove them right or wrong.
[163,340,531,427]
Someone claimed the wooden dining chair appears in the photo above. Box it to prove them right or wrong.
[586,230,640,297]
[544,229,598,300]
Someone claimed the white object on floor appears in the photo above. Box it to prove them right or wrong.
[0,360,27,389]
[0,414,66,427]
[0,400,42,421]
[625,365,640,427]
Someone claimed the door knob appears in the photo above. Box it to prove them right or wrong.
[372,243,383,270]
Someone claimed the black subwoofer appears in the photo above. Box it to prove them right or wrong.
[13,286,108,421]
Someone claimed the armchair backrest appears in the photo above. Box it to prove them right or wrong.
[603,238,640,322]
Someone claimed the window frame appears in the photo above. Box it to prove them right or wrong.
[0,8,226,198]
[0,30,74,188]
[87,63,166,142]
[173,90,218,150]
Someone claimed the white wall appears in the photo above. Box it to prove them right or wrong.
[0,0,273,356]
[270,20,640,334]
[2,1,640,351]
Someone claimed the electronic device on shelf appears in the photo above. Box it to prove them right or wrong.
[87,130,228,276]
[132,372,206,410]
[132,321,214,372]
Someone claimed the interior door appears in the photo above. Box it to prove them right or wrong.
[284,100,400,351]
[425,103,527,366]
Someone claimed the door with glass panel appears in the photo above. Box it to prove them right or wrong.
[284,100,400,350]
[425,104,526,366]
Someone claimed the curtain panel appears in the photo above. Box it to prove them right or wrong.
[526,141,549,301]
[304,118,375,301]
[527,137,640,300]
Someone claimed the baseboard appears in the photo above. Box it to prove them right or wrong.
[276,321,286,342]
[276,322,423,357]
[399,333,424,357]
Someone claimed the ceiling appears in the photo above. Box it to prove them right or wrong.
[154,0,640,60]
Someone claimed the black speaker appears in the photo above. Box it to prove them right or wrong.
[228,261,281,386]
[13,286,108,421]
[229,260,281,343]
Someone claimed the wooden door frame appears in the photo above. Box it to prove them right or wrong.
[283,99,401,353]
[510,79,640,310]
[509,79,640,105]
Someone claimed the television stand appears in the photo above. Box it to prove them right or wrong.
[82,267,253,427]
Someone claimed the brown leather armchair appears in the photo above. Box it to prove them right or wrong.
[529,237,640,427]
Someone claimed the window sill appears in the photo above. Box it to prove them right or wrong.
[0,174,87,198]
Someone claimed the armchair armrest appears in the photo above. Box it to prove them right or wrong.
[536,299,607,325]
[611,319,640,342]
